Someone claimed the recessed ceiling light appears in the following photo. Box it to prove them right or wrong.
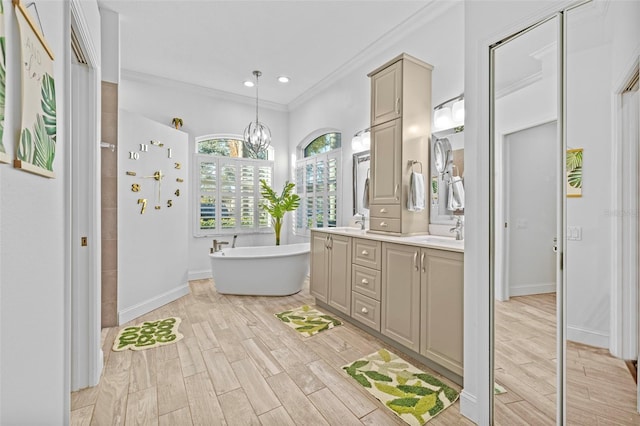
[244,80,255,87]
[277,76,290,83]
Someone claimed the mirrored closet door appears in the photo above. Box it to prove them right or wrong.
[491,1,640,424]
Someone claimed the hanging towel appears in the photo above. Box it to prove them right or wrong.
[363,176,370,209]
[408,171,426,212]
[447,176,465,211]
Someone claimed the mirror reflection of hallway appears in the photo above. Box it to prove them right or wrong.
[492,17,559,425]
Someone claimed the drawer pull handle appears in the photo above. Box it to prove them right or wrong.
[394,184,399,201]
[362,250,369,256]
[361,278,369,285]
[361,307,369,314]
[380,222,388,227]
[380,208,387,213]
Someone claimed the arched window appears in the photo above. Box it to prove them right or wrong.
[294,131,342,236]
[195,135,274,236]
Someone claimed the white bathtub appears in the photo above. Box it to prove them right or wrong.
[209,243,310,296]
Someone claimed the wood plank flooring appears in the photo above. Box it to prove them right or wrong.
[495,293,640,425]
[72,279,471,425]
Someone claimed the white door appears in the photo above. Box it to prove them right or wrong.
[505,121,557,297]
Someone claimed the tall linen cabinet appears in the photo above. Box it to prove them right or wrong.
[368,54,433,235]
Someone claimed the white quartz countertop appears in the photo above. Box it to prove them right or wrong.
[311,227,464,253]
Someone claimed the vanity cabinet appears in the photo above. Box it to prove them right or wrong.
[310,231,352,315]
[420,249,464,376]
[368,53,433,236]
[381,242,421,351]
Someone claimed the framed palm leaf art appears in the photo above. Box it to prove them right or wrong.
[13,0,56,178]
[566,148,583,198]
[0,1,8,164]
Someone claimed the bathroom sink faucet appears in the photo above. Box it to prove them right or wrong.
[450,217,464,241]
[354,214,365,230]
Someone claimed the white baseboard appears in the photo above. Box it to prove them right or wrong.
[567,325,609,349]
[460,390,478,424]
[188,270,212,281]
[118,283,191,325]
[509,282,555,297]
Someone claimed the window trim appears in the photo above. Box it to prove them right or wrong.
[193,153,274,237]
[195,133,274,160]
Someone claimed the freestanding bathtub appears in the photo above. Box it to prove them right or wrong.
[209,243,310,296]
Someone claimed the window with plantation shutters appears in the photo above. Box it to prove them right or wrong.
[194,135,273,236]
[294,132,341,237]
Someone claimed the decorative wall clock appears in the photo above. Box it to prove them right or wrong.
[125,140,184,214]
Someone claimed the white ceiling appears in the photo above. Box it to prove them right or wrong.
[98,0,451,107]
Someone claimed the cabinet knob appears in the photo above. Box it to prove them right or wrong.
[380,222,388,227]
[361,307,369,314]
[361,250,369,256]
[380,208,387,213]
[361,278,369,285]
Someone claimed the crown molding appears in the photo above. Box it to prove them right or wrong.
[121,69,289,113]
[287,0,459,111]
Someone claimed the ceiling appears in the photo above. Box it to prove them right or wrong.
[97,0,451,107]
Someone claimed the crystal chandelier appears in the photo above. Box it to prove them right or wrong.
[243,70,271,158]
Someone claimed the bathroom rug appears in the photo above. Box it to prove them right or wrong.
[112,317,183,351]
[342,349,459,425]
[494,382,507,395]
[274,305,342,337]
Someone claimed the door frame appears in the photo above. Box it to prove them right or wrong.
[67,0,102,394]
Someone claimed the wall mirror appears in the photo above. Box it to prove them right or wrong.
[353,150,370,217]
[429,130,464,224]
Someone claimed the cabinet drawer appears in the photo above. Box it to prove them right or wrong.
[352,264,381,300]
[369,217,401,233]
[353,238,381,269]
[351,292,381,331]
[369,204,401,218]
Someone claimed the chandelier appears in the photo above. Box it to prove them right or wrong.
[243,70,271,158]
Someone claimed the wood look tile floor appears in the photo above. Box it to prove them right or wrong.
[72,279,472,426]
[495,293,640,426]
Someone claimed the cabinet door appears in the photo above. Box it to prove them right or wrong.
[420,249,463,376]
[370,119,402,206]
[371,60,402,126]
[310,232,329,302]
[381,243,421,351]
[328,234,352,315]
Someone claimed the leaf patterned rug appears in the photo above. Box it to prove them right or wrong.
[494,382,507,395]
[112,317,183,351]
[274,305,342,337]
[343,349,459,425]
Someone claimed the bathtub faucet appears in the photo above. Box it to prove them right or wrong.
[232,235,238,248]
[211,239,229,253]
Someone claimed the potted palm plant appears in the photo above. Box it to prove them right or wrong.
[171,117,183,129]
[260,179,300,246]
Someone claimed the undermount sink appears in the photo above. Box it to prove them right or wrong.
[328,226,366,234]
[411,235,464,249]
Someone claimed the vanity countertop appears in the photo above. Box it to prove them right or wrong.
[312,227,464,253]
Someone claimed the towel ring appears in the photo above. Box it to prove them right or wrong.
[410,160,423,174]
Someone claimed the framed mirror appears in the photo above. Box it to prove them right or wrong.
[352,150,370,217]
[430,130,464,224]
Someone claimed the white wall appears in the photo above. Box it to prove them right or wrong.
[119,76,290,278]
[100,7,119,84]
[287,2,465,243]
[0,0,75,422]
[464,0,639,423]
[118,111,190,323]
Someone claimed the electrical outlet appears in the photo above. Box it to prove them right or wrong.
[567,226,582,241]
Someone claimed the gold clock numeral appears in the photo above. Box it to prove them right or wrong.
[137,198,147,214]
[167,200,173,208]
[150,140,161,146]
[176,178,184,183]
[175,189,180,197]
[155,205,161,210]
[131,183,140,192]
[126,171,137,176]
[174,162,181,169]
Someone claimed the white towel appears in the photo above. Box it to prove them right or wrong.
[362,177,370,209]
[408,171,425,212]
[447,176,465,211]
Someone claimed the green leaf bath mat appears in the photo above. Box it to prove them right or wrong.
[274,305,342,337]
[342,349,459,425]
[112,317,183,351]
